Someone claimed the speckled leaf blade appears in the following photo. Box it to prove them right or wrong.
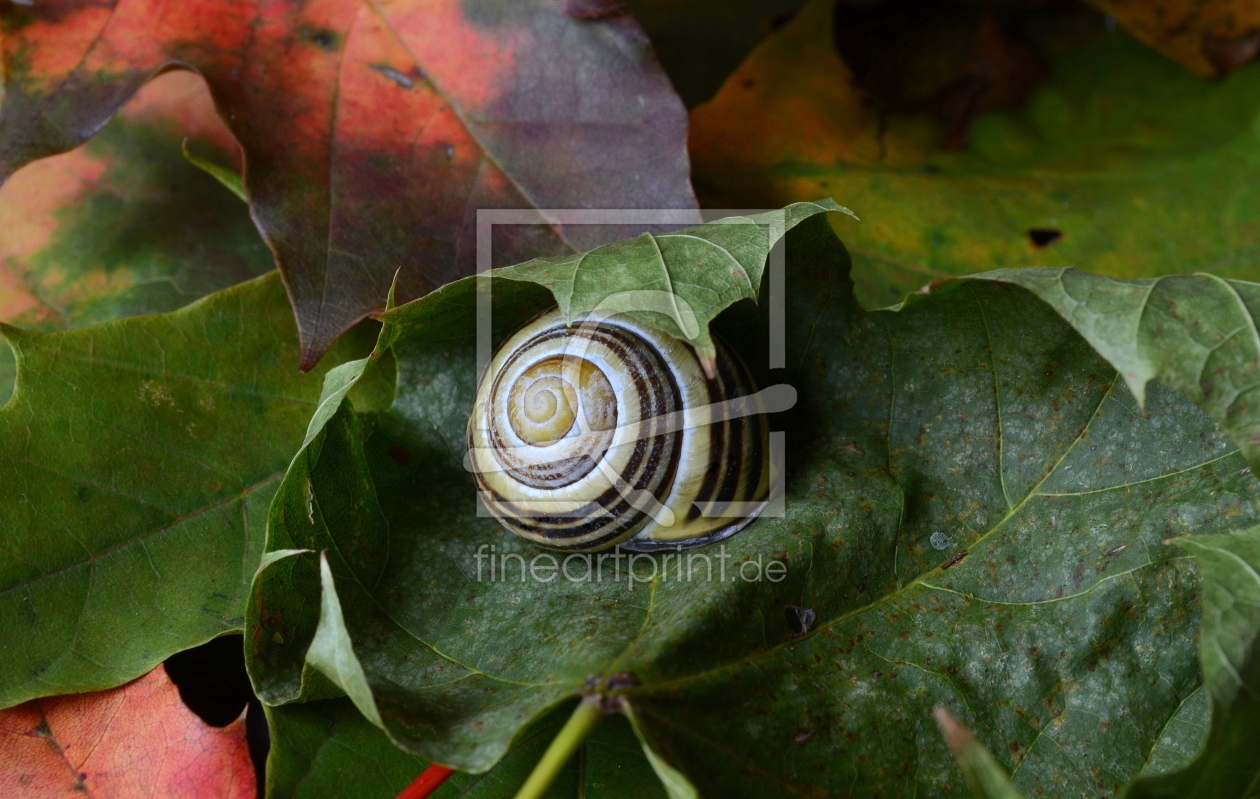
[977,268,1260,472]
[1125,526,1260,798]
[0,70,272,405]
[689,0,1260,309]
[266,698,669,799]
[0,272,370,710]
[249,213,1260,796]
[615,219,1236,797]
[0,0,697,369]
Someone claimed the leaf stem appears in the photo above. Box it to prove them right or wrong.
[397,764,455,799]
[513,697,603,799]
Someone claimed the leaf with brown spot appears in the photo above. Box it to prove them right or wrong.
[244,211,1259,797]
[0,0,697,370]
[690,0,1260,309]
[0,664,254,798]
[1082,0,1260,76]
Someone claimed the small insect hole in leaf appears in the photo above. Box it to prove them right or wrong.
[298,27,339,52]
[785,605,817,636]
[1027,227,1062,248]
[940,550,970,570]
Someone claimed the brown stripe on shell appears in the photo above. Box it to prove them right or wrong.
[711,344,750,508]
[686,342,730,523]
[688,337,766,520]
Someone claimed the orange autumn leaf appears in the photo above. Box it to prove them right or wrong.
[688,0,1260,315]
[690,0,880,181]
[0,664,254,799]
[0,0,696,370]
[1084,0,1260,76]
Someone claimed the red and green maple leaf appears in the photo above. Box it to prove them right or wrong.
[0,0,697,368]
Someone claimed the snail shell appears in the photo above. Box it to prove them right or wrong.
[467,309,769,552]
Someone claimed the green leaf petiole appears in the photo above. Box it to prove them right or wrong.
[512,697,604,799]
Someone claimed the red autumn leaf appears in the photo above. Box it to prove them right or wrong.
[0,0,696,369]
[0,663,254,798]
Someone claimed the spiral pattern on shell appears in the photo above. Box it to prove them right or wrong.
[467,309,769,552]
